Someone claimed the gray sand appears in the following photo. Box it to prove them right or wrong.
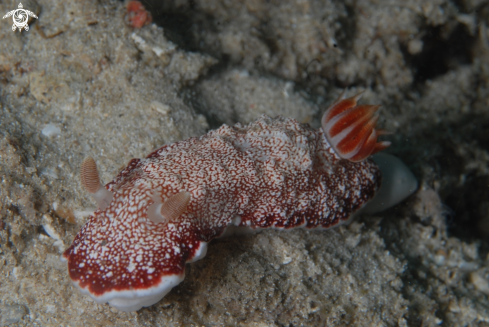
[1,0,489,326]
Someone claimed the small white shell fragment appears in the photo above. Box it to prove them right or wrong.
[282,255,292,265]
[42,214,65,252]
[42,223,61,240]
[150,101,170,115]
[131,33,146,49]
[152,46,164,56]
[41,124,61,137]
[131,33,176,58]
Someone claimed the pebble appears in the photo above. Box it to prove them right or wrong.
[0,304,27,326]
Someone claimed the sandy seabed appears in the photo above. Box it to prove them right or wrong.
[1,0,489,326]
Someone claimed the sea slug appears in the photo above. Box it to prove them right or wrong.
[62,92,417,311]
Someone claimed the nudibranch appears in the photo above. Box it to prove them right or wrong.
[62,92,417,312]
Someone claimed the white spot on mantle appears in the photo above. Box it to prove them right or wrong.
[127,260,136,273]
